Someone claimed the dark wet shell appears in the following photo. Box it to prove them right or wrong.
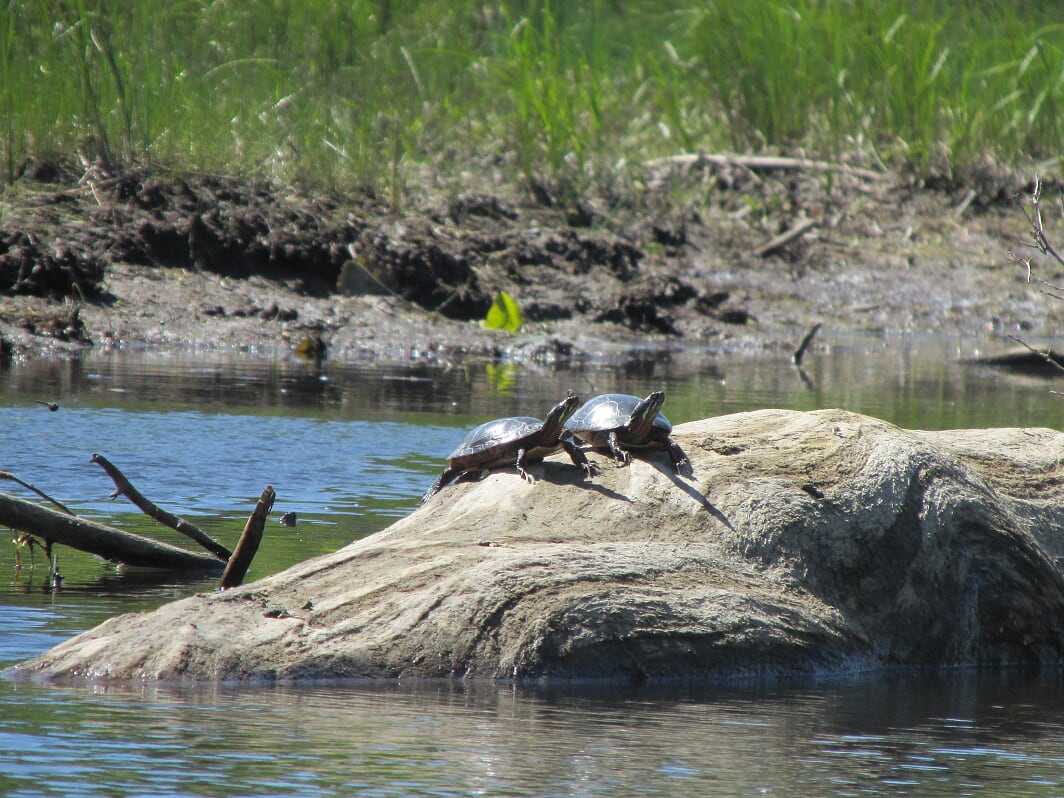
[449,416,544,460]
[564,393,671,435]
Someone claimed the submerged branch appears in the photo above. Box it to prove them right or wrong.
[0,491,224,572]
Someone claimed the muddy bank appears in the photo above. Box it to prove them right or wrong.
[9,408,1064,684]
[0,158,1054,363]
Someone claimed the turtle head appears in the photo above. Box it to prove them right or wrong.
[628,390,666,437]
[543,392,581,435]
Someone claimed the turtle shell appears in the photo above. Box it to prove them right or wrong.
[564,393,671,438]
[449,416,544,462]
[420,394,588,504]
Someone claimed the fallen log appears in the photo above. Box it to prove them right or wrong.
[0,490,224,572]
[962,346,1064,377]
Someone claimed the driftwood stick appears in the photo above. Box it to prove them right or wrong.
[643,153,883,181]
[220,485,275,589]
[0,490,224,571]
[90,453,231,562]
[756,217,820,258]
[0,471,76,515]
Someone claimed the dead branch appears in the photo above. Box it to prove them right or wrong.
[0,490,223,571]
[1000,178,1064,384]
[90,453,231,561]
[0,471,76,515]
[792,322,823,366]
[1004,336,1064,376]
[643,152,883,181]
[1014,175,1064,269]
[953,188,977,218]
[756,217,820,258]
[220,485,275,589]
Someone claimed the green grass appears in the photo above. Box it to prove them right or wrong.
[1,0,1062,192]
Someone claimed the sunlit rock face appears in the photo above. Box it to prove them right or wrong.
[10,409,1064,684]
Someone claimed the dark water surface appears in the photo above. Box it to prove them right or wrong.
[2,334,1064,796]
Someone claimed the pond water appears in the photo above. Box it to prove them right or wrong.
[2,332,1064,797]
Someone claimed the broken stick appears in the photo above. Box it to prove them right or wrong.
[792,322,823,366]
[755,217,820,258]
[220,485,275,589]
[90,453,231,561]
[0,470,76,515]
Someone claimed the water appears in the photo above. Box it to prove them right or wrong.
[2,333,1064,796]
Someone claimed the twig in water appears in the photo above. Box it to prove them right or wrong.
[792,323,823,366]
[1005,335,1064,378]
[0,471,75,515]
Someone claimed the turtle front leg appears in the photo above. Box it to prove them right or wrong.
[667,440,693,476]
[420,466,459,504]
[514,447,537,484]
[562,437,597,478]
[606,430,632,466]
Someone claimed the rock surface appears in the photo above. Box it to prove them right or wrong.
[8,408,1064,684]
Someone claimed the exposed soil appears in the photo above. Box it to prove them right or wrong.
[0,156,1056,365]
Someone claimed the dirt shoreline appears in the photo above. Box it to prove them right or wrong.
[0,158,1057,365]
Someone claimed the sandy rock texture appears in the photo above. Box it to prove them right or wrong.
[8,408,1064,684]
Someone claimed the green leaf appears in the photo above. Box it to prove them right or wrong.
[483,291,523,333]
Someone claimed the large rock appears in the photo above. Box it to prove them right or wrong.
[8,409,1064,684]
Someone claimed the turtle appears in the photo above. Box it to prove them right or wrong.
[420,393,595,503]
[564,390,692,474]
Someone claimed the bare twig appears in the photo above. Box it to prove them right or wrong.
[90,453,231,561]
[1015,175,1064,269]
[756,218,820,258]
[1005,335,1064,376]
[1006,176,1064,389]
[0,471,76,515]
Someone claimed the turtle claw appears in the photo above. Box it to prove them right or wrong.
[562,437,595,480]
[668,441,693,477]
[606,432,632,467]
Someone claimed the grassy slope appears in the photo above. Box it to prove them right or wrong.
[1,1,1061,191]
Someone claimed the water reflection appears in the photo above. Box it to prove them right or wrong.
[3,338,1064,796]
[3,333,1064,431]
[2,672,1063,797]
